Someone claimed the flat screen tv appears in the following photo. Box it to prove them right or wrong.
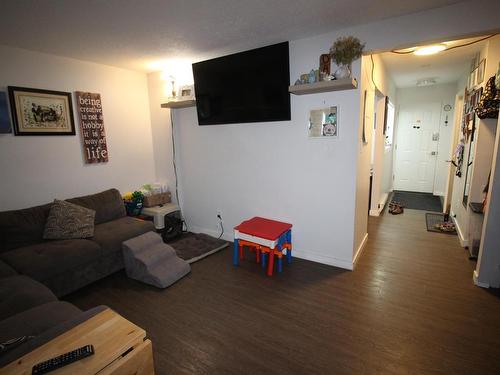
[192,42,290,125]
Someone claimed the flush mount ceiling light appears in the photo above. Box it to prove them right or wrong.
[413,44,447,56]
[416,78,437,86]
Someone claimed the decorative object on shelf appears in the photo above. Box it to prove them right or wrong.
[179,85,195,100]
[308,69,316,84]
[300,74,309,84]
[319,54,331,76]
[329,36,365,80]
[0,91,11,133]
[168,75,177,100]
[308,106,338,138]
[75,91,108,164]
[476,59,486,85]
[7,86,75,136]
[475,76,499,119]
[123,191,145,216]
[294,79,302,86]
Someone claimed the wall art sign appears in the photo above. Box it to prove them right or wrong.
[308,106,338,138]
[0,92,11,133]
[75,91,108,163]
[8,86,75,136]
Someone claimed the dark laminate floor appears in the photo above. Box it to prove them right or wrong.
[66,210,500,375]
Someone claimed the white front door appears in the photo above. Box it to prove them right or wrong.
[394,103,441,193]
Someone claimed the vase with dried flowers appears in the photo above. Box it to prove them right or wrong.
[329,36,365,79]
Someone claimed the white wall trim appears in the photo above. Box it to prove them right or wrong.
[353,233,368,269]
[452,215,468,247]
[292,250,354,271]
[473,270,490,288]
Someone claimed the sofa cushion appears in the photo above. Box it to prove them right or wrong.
[0,259,17,279]
[67,188,126,225]
[0,275,56,321]
[0,203,52,253]
[43,200,96,240]
[93,217,156,255]
[0,301,81,343]
[0,239,102,282]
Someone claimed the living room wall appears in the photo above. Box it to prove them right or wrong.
[0,45,156,210]
[148,0,499,270]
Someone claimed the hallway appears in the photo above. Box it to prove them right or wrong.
[68,209,500,374]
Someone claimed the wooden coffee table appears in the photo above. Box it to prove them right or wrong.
[1,308,154,374]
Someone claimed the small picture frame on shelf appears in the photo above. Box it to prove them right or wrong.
[178,85,195,100]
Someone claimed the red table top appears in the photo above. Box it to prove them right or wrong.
[235,217,292,240]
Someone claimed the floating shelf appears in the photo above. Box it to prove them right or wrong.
[289,78,358,95]
[160,99,196,109]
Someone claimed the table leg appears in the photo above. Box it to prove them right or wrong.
[278,254,283,273]
[286,230,292,264]
[256,246,260,263]
[267,247,275,276]
[233,239,239,266]
[262,253,267,268]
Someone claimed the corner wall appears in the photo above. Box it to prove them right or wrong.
[0,45,156,210]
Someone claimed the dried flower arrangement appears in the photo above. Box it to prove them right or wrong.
[329,36,365,67]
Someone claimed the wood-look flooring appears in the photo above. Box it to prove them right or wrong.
[66,210,500,374]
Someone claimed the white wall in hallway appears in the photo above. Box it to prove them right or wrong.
[396,83,457,196]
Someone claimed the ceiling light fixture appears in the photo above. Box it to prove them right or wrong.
[413,44,446,56]
[416,78,437,86]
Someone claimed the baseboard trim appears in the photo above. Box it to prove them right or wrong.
[292,250,353,270]
[353,233,368,269]
[473,270,490,288]
[451,216,468,248]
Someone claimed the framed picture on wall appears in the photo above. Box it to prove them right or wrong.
[308,106,339,138]
[476,59,486,85]
[8,86,75,136]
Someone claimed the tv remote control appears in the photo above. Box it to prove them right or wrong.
[32,344,94,374]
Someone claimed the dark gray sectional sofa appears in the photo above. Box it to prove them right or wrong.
[0,188,155,367]
[0,188,155,297]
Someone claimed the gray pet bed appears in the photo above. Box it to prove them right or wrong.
[122,231,190,288]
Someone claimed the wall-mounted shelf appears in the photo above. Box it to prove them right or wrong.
[160,99,196,109]
[289,78,357,95]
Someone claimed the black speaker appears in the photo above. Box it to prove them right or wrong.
[161,211,183,242]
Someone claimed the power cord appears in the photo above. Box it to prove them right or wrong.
[170,109,188,232]
[217,214,224,239]
[390,34,497,55]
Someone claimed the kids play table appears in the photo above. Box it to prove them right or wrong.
[233,217,292,276]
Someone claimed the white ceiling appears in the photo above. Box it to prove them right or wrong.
[0,0,462,73]
[380,36,488,88]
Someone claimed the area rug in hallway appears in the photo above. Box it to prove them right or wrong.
[168,232,229,263]
[392,190,442,212]
[425,213,457,235]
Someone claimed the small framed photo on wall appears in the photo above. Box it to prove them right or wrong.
[308,106,338,138]
[8,86,75,136]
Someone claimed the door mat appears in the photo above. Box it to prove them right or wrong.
[168,232,229,264]
[425,213,457,235]
[392,191,442,212]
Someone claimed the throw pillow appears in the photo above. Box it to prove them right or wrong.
[43,199,96,240]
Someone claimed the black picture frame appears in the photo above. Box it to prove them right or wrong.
[8,86,75,136]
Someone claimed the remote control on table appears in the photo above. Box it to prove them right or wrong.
[32,344,94,374]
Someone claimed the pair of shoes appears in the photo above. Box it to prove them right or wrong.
[388,201,404,215]
[435,222,455,232]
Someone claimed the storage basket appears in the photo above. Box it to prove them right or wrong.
[143,192,171,207]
